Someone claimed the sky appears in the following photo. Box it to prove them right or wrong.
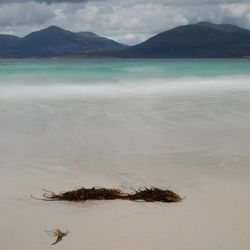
[0,0,250,44]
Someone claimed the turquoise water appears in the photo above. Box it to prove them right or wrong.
[0,58,250,101]
[0,58,250,86]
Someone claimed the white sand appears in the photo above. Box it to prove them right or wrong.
[0,90,250,250]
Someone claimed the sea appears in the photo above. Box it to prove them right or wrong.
[1,58,250,173]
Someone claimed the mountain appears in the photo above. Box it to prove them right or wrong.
[1,22,250,58]
[0,26,126,57]
[118,22,250,58]
[0,34,21,55]
[75,31,129,55]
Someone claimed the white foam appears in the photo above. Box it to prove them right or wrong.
[0,75,250,100]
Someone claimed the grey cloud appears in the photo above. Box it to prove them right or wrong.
[0,0,98,3]
[0,2,55,27]
[0,0,249,4]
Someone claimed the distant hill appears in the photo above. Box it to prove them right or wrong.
[118,22,250,58]
[1,22,250,58]
[0,26,126,57]
[0,34,21,55]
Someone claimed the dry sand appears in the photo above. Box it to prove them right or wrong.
[0,90,250,250]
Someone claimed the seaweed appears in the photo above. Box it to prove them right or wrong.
[34,187,182,203]
[46,229,68,245]
[127,187,182,203]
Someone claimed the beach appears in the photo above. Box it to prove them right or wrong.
[0,59,250,250]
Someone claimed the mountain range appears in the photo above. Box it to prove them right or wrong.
[1,22,250,58]
[0,26,126,57]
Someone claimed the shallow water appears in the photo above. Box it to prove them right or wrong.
[1,59,250,174]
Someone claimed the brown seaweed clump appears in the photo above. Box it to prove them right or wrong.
[40,187,124,201]
[127,187,182,203]
[34,187,182,203]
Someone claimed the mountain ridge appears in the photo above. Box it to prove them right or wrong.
[0,26,126,57]
[1,22,250,58]
[117,22,250,58]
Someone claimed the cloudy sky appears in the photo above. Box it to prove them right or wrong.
[0,0,250,44]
